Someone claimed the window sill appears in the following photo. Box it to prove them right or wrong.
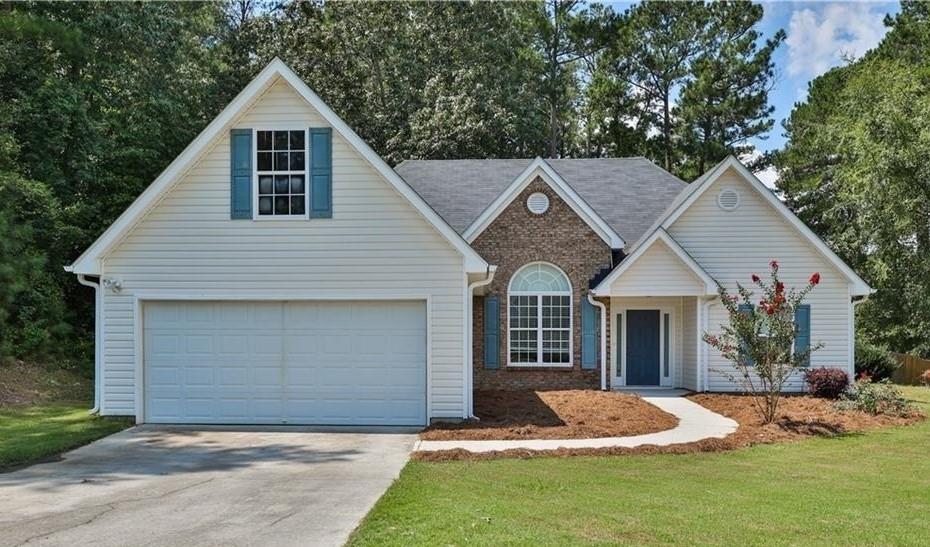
[506,363,574,369]
[251,215,310,221]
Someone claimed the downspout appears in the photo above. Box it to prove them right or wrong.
[76,274,102,414]
[587,293,608,390]
[850,293,872,376]
[466,266,497,418]
[700,297,715,392]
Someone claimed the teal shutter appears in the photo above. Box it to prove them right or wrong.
[738,304,754,366]
[582,298,597,369]
[483,296,500,369]
[230,129,252,219]
[616,313,622,376]
[795,304,811,366]
[309,127,332,218]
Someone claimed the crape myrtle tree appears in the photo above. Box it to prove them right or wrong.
[703,261,822,423]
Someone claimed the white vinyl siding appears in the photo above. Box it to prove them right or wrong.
[680,296,698,391]
[606,238,707,296]
[668,167,852,391]
[99,78,467,418]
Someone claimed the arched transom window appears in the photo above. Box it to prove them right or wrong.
[508,263,572,365]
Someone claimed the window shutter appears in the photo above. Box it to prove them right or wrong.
[795,304,811,366]
[483,296,500,369]
[582,298,597,369]
[616,313,622,376]
[309,127,332,218]
[230,129,252,219]
[737,304,754,366]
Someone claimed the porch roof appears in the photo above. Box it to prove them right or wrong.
[591,229,718,297]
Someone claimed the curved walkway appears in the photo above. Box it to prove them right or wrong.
[414,390,739,453]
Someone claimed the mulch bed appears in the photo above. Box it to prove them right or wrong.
[420,389,679,441]
[414,393,924,462]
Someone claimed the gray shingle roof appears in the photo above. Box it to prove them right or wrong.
[395,158,688,246]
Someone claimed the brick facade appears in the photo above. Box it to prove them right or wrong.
[472,177,613,390]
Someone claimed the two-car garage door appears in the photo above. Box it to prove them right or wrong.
[143,300,427,426]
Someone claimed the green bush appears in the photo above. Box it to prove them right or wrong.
[836,379,915,416]
[855,338,900,381]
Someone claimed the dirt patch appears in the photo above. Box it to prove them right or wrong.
[0,361,92,407]
[420,390,678,441]
[414,393,924,462]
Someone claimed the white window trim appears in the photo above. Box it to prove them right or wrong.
[614,306,675,388]
[251,127,310,221]
[506,262,573,367]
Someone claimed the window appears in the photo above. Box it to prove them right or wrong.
[508,263,572,365]
[663,313,670,377]
[256,130,306,217]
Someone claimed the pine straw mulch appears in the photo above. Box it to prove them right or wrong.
[420,389,679,441]
[413,393,924,462]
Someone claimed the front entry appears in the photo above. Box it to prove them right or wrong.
[626,309,661,386]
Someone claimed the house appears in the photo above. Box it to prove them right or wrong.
[66,59,872,426]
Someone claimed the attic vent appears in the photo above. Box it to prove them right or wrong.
[717,188,740,211]
[527,192,550,214]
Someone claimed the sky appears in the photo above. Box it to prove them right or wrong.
[754,1,899,153]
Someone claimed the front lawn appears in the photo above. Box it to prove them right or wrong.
[350,386,930,546]
[0,404,131,471]
[0,362,130,471]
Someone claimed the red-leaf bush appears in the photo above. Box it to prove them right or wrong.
[804,368,850,399]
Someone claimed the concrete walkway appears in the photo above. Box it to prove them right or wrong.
[415,390,738,453]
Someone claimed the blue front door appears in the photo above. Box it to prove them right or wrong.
[626,310,660,386]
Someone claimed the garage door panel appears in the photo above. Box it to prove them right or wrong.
[144,300,426,425]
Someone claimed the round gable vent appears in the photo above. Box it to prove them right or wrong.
[527,192,550,214]
[717,188,740,211]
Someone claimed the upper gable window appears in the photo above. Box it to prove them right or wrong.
[255,130,307,217]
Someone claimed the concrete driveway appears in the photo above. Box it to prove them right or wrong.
[0,426,416,547]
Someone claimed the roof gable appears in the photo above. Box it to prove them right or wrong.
[659,156,871,296]
[461,158,625,248]
[592,229,717,296]
[67,59,487,274]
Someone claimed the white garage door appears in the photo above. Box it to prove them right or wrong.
[143,300,427,425]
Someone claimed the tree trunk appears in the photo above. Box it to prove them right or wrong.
[662,92,671,171]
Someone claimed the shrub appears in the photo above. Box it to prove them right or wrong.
[855,338,900,381]
[804,368,849,399]
[836,379,915,416]
[703,261,822,424]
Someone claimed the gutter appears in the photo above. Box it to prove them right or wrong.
[75,274,102,414]
[466,265,497,418]
[586,293,608,390]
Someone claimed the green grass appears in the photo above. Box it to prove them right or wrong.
[0,403,131,471]
[350,387,930,546]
